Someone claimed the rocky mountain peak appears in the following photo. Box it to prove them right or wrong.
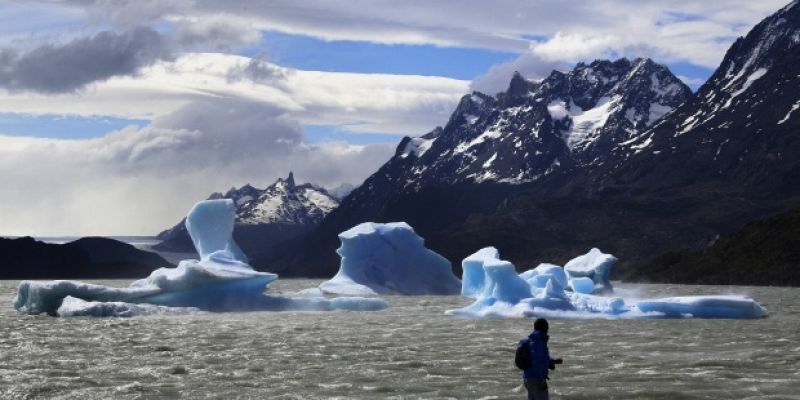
[337,57,692,209]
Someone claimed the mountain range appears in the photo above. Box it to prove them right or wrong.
[252,1,800,284]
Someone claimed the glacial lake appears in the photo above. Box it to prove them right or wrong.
[1,280,798,399]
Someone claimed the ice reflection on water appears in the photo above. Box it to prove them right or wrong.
[1,280,798,399]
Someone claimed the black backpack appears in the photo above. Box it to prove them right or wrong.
[515,339,532,370]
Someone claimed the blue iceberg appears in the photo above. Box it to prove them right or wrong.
[461,247,500,297]
[317,222,461,295]
[13,200,386,316]
[447,248,767,319]
[563,248,616,294]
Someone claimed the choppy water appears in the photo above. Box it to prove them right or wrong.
[1,280,798,399]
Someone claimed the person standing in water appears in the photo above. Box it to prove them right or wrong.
[518,318,563,400]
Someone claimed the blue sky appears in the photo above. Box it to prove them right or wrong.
[249,31,520,80]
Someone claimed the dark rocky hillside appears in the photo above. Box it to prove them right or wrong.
[0,236,172,279]
[628,207,800,286]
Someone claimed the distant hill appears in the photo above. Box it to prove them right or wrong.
[629,207,800,286]
[0,236,172,279]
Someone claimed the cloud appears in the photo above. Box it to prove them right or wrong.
[226,54,290,84]
[677,75,706,89]
[0,27,172,93]
[0,4,262,94]
[0,53,469,135]
[530,32,620,62]
[0,97,396,236]
[51,0,786,67]
[470,51,565,95]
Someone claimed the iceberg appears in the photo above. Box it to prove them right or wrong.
[569,277,595,294]
[317,222,461,295]
[57,296,198,318]
[447,247,767,319]
[461,247,499,297]
[13,199,386,316]
[635,296,768,319]
[520,263,569,289]
[564,248,616,293]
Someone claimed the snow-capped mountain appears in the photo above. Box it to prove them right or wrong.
[155,173,339,253]
[207,172,339,226]
[260,2,800,282]
[350,58,689,199]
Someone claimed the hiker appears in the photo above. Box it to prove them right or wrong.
[517,318,563,400]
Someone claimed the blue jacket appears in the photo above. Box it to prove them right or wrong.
[519,330,555,380]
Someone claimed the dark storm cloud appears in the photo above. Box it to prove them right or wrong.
[0,27,173,94]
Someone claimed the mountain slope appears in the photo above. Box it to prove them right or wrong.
[628,206,800,286]
[608,0,800,191]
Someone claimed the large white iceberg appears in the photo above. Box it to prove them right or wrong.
[14,200,386,316]
[447,248,767,319]
[317,222,461,295]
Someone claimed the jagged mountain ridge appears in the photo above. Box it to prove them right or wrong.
[372,58,690,194]
[257,58,695,276]
[206,172,339,226]
[341,57,691,223]
[155,173,339,254]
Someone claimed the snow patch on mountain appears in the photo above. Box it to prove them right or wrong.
[401,137,436,158]
[564,96,619,150]
[778,99,800,124]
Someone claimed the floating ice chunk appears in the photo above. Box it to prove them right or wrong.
[318,222,461,295]
[461,247,499,297]
[564,248,616,293]
[540,264,568,289]
[14,280,158,316]
[483,259,533,303]
[543,277,567,299]
[569,277,595,294]
[130,257,276,293]
[635,296,768,319]
[14,199,388,316]
[317,276,378,297]
[568,293,626,314]
[521,264,569,293]
[186,199,248,263]
[528,274,552,288]
[57,296,197,317]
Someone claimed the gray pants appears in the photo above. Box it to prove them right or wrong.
[524,379,549,400]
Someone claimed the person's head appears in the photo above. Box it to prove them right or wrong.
[533,318,549,333]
